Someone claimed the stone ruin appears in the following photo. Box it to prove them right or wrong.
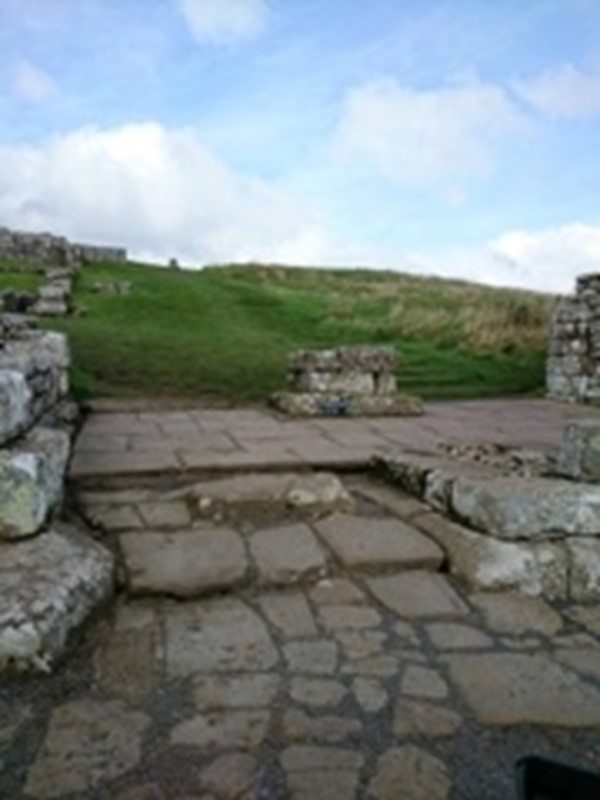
[376,417,600,603]
[0,227,127,268]
[272,345,423,417]
[0,315,113,674]
[0,226,129,319]
[547,273,600,405]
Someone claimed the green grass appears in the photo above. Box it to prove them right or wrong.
[0,258,556,402]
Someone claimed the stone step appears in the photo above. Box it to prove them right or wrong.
[116,515,445,599]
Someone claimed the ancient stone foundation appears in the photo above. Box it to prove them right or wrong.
[0,315,113,674]
[0,227,127,268]
[376,419,600,602]
[547,273,600,405]
[272,346,423,417]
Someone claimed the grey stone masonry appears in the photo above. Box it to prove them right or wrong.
[557,419,600,483]
[547,272,600,405]
[0,226,126,267]
[272,345,423,417]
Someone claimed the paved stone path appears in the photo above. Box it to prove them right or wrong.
[2,400,599,799]
[70,399,591,480]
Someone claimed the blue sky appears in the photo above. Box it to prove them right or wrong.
[0,0,599,291]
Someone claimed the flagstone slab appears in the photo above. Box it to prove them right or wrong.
[165,598,279,677]
[366,572,469,619]
[314,514,443,571]
[445,652,600,726]
[119,528,248,597]
[249,523,328,586]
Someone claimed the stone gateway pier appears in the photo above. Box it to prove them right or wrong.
[547,273,600,405]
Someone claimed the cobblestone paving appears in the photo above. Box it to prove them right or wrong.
[2,400,600,799]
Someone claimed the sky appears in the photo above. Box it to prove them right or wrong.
[1,0,599,293]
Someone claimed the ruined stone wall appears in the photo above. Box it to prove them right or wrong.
[0,315,113,673]
[0,227,126,267]
[547,274,600,405]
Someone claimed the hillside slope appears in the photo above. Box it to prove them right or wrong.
[0,260,556,401]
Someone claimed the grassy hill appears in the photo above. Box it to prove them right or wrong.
[0,259,557,402]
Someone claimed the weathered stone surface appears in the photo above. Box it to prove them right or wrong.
[284,640,338,674]
[445,652,600,726]
[393,699,462,738]
[335,629,387,661]
[282,709,361,742]
[367,572,469,619]
[281,745,363,800]
[24,700,149,798]
[318,604,382,631]
[558,420,600,482]
[0,369,31,445]
[192,674,280,710]
[258,591,318,638]
[567,537,600,601]
[309,578,366,606]
[555,648,600,681]
[190,471,354,521]
[0,526,114,673]
[565,604,600,635]
[273,391,423,418]
[171,709,271,749]
[0,426,70,538]
[249,523,327,586]
[0,226,126,267]
[119,527,248,597]
[341,655,399,677]
[136,500,191,528]
[370,746,451,800]
[451,475,600,538]
[401,665,448,699]
[291,677,348,708]
[353,677,388,712]
[94,604,158,703]
[413,511,568,599]
[166,599,279,677]
[425,622,493,650]
[198,753,258,799]
[469,591,563,635]
[314,514,443,571]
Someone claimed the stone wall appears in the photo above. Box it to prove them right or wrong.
[272,346,423,417]
[547,273,600,405]
[0,315,113,674]
[375,420,600,602]
[0,227,126,268]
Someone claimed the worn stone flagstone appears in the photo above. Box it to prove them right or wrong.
[366,571,469,619]
[249,522,327,585]
[314,513,444,571]
[24,700,149,799]
[370,745,451,800]
[166,598,279,677]
[445,652,600,726]
[120,527,248,597]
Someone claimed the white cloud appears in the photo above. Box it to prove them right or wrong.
[333,77,530,185]
[12,60,57,102]
[0,121,332,266]
[515,63,600,119]
[177,0,268,44]
[411,223,600,293]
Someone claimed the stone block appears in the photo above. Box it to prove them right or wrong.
[567,538,600,601]
[119,528,248,597]
[272,391,423,417]
[557,420,600,483]
[314,514,443,571]
[0,426,70,539]
[413,512,568,599]
[0,525,114,673]
[366,572,469,619]
[450,475,600,539]
[296,370,376,395]
[0,369,32,445]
